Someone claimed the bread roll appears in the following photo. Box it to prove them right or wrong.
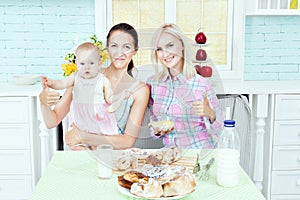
[163,172,196,197]
[130,178,163,198]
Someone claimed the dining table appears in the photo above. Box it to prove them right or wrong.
[30,149,266,200]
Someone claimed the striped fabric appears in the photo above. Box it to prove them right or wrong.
[147,72,224,149]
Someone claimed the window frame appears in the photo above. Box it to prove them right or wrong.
[94,0,245,81]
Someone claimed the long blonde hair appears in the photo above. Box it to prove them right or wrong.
[151,23,195,80]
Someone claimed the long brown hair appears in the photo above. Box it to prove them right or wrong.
[106,23,139,77]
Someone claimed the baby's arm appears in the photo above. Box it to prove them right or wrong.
[103,76,113,104]
[41,73,75,90]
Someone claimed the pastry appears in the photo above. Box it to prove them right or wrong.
[141,164,168,179]
[118,171,148,189]
[152,147,182,164]
[145,154,162,166]
[116,155,138,170]
[117,175,133,189]
[130,178,163,198]
[172,147,182,162]
[161,148,174,164]
[152,150,164,161]
[123,171,148,183]
[116,156,132,170]
[130,156,139,169]
[163,172,196,197]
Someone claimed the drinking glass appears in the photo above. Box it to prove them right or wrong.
[97,144,113,179]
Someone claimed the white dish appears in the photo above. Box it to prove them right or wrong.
[117,185,189,200]
[12,75,39,85]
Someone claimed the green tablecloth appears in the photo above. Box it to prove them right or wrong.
[30,150,266,200]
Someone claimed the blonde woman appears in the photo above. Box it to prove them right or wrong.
[147,23,224,148]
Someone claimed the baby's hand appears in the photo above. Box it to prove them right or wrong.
[41,76,54,89]
[40,76,48,89]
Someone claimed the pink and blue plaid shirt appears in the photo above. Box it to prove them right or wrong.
[147,72,223,149]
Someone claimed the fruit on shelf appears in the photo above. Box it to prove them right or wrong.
[195,32,207,44]
[200,65,212,77]
[194,65,212,77]
[196,49,207,61]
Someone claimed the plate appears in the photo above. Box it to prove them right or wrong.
[117,185,189,200]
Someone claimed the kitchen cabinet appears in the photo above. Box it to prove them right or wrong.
[0,85,41,200]
[269,95,300,200]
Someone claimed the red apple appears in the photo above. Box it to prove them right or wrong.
[195,32,207,44]
[196,49,207,61]
[200,66,212,77]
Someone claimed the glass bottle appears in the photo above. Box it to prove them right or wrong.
[216,120,240,187]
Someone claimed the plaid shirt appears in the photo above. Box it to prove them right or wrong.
[147,72,223,149]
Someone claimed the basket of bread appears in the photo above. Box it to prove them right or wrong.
[116,147,197,199]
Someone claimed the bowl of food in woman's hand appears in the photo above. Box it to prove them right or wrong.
[149,119,174,136]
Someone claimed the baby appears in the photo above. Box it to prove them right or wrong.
[42,42,118,148]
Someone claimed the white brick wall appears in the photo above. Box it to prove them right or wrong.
[244,16,300,81]
[1,2,299,82]
[0,0,95,82]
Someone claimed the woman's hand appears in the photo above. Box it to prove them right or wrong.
[39,87,60,106]
[65,123,85,147]
[192,93,216,123]
[66,125,97,150]
[70,144,88,151]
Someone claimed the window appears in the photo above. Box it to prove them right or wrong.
[95,0,245,80]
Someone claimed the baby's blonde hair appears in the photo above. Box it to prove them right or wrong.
[75,42,100,61]
[151,23,195,80]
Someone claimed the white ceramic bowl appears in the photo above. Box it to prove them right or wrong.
[12,75,39,85]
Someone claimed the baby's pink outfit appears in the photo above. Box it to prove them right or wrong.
[69,73,118,135]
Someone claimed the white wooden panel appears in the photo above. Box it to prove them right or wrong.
[271,195,300,200]
[0,124,30,149]
[273,120,300,145]
[0,150,31,174]
[0,97,29,123]
[271,170,300,194]
[0,175,32,200]
[272,146,300,170]
[275,95,300,120]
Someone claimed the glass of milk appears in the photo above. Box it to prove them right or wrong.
[97,144,113,179]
